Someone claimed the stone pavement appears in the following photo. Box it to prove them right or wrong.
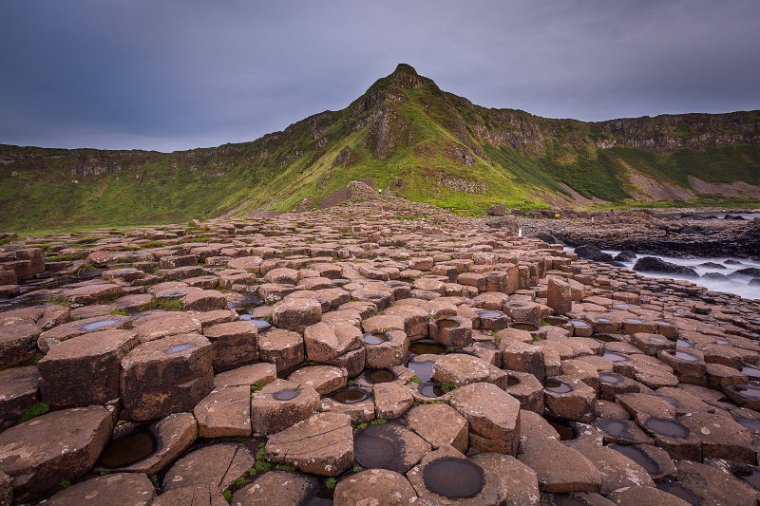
[0,198,759,504]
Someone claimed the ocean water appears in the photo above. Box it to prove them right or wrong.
[566,247,760,300]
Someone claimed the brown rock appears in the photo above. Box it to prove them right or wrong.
[0,365,40,430]
[406,403,469,452]
[334,469,417,506]
[0,322,40,368]
[547,277,572,314]
[449,382,521,454]
[162,443,254,491]
[272,298,322,333]
[38,329,138,408]
[44,473,155,505]
[517,437,601,494]
[153,485,227,506]
[115,412,198,475]
[193,385,251,437]
[266,412,354,476]
[203,321,259,371]
[120,333,214,421]
[303,321,362,362]
[232,471,318,506]
[257,328,304,372]
[250,379,320,436]
[0,406,113,502]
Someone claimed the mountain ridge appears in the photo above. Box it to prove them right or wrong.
[2,63,760,230]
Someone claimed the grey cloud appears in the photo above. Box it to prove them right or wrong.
[0,0,758,151]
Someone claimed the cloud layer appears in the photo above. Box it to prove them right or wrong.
[1,0,759,151]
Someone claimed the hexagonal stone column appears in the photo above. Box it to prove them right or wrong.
[449,382,521,454]
[0,406,113,502]
[38,329,139,408]
[120,333,214,421]
[266,412,354,476]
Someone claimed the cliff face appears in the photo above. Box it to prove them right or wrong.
[1,63,759,230]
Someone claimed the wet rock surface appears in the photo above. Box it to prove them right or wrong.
[0,199,758,503]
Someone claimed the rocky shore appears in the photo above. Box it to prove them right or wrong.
[1,197,760,505]
[520,208,760,259]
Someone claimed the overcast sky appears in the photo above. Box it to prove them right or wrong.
[1,0,759,152]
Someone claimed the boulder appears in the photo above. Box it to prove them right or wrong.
[0,406,113,502]
[120,333,214,421]
[266,412,354,476]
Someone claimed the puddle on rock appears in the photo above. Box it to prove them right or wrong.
[732,465,760,491]
[80,318,122,332]
[543,316,569,326]
[657,482,704,505]
[407,359,435,382]
[644,417,690,438]
[437,319,459,329]
[731,385,760,401]
[601,352,628,362]
[418,382,445,398]
[478,310,504,319]
[741,366,760,380]
[354,432,400,470]
[597,419,635,440]
[422,457,485,499]
[166,342,194,354]
[599,372,624,385]
[670,350,700,362]
[609,444,660,475]
[238,316,272,331]
[365,369,396,384]
[273,388,301,401]
[735,416,760,432]
[409,341,446,355]
[363,332,390,345]
[593,334,621,343]
[98,426,157,468]
[544,378,573,394]
[331,388,369,404]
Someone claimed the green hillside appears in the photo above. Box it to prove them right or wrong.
[1,64,759,231]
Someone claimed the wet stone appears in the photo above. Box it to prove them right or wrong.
[364,329,408,369]
[608,443,676,481]
[98,423,157,469]
[102,412,198,475]
[355,423,430,473]
[430,316,473,348]
[406,446,507,506]
[543,376,596,423]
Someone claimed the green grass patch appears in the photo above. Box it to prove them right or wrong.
[19,402,49,423]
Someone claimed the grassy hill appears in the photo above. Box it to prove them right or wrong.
[2,64,759,231]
